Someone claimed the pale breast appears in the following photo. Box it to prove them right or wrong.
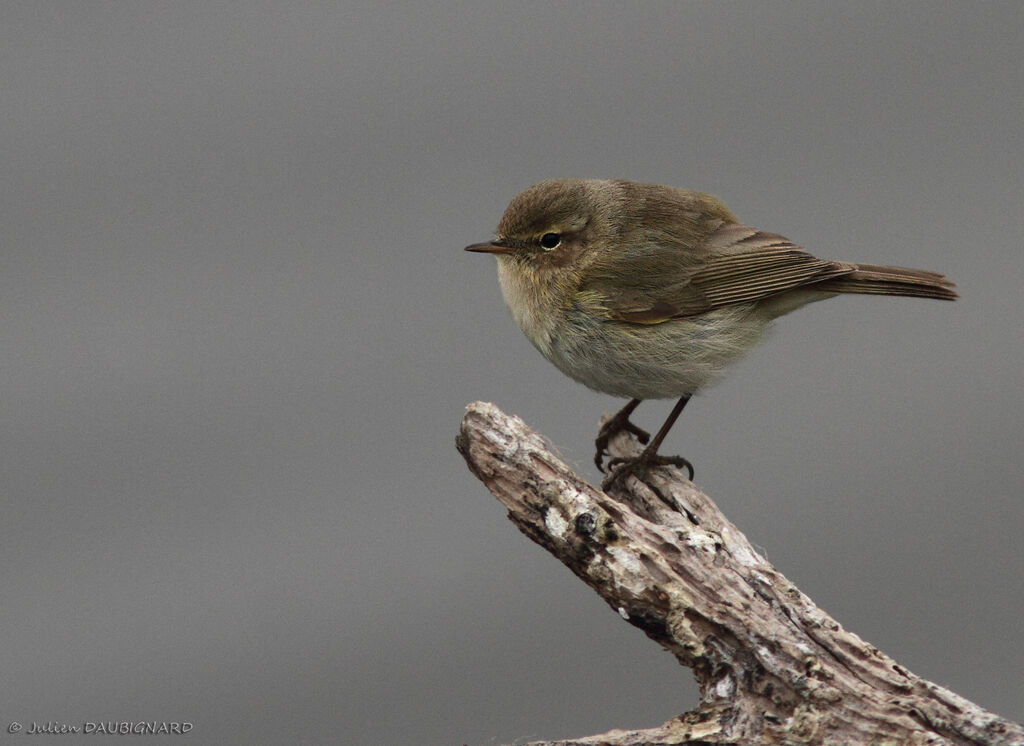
[545,303,772,399]
[497,259,560,356]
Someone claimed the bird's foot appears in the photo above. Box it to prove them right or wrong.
[595,413,650,472]
[601,452,694,492]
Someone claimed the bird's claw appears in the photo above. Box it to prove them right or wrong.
[594,416,650,472]
[601,452,694,491]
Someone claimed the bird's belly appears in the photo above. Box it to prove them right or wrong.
[543,305,769,400]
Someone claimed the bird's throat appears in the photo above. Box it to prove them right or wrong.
[496,259,568,356]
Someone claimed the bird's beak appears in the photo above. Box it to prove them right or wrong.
[464,239,515,255]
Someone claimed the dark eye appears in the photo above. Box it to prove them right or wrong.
[539,232,561,249]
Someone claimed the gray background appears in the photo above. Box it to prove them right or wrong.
[2,2,1021,744]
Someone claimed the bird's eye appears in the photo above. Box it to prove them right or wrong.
[539,232,561,250]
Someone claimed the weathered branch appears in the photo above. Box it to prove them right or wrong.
[456,401,1023,746]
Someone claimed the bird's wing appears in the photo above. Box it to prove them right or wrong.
[579,223,853,323]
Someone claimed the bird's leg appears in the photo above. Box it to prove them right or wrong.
[602,394,694,491]
[594,398,648,471]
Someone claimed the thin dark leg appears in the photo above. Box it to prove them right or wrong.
[594,398,649,472]
[641,394,690,459]
[602,394,694,490]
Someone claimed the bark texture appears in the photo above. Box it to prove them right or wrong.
[456,401,1023,746]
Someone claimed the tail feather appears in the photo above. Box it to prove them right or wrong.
[816,263,958,300]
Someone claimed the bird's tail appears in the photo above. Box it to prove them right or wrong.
[816,263,958,300]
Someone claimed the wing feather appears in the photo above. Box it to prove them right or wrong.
[580,222,854,323]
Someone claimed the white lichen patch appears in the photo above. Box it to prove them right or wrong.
[714,674,736,699]
[543,505,569,539]
[561,485,595,514]
[683,529,720,554]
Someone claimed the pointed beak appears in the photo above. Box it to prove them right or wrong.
[464,239,515,255]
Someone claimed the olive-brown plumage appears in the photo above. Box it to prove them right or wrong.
[466,178,957,489]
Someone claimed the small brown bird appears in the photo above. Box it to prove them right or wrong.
[466,178,957,490]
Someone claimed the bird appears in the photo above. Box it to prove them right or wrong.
[466,178,957,490]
